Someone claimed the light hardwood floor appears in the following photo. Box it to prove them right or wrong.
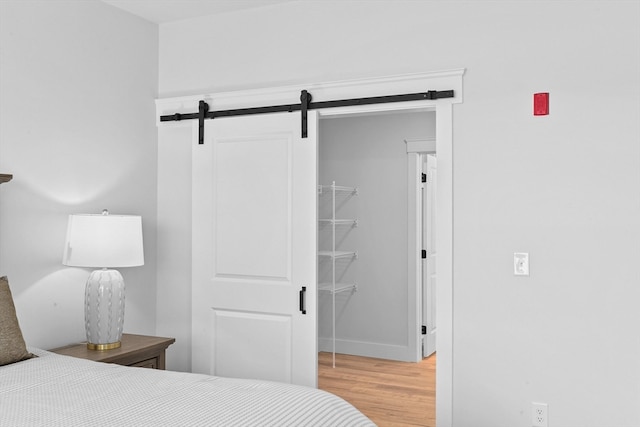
[318,352,436,427]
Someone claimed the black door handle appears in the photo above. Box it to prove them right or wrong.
[299,286,307,314]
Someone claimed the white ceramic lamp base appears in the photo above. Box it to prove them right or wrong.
[85,269,125,350]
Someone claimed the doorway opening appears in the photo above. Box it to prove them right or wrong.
[316,110,438,422]
[317,110,435,363]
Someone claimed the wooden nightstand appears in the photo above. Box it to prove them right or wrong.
[50,333,175,370]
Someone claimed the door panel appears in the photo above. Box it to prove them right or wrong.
[212,309,292,382]
[192,112,317,387]
[215,135,290,280]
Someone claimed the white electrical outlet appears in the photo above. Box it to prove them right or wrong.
[532,402,548,427]
[514,252,529,276]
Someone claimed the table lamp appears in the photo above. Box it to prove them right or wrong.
[62,210,144,350]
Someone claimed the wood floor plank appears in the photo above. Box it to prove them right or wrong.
[318,352,436,427]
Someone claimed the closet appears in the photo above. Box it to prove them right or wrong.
[317,110,436,363]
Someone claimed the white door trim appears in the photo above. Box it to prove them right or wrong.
[406,137,437,154]
[156,69,464,427]
[434,104,454,427]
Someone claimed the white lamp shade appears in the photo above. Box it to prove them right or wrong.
[63,214,144,268]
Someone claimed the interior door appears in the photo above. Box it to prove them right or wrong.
[422,154,437,358]
[191,112,318,387]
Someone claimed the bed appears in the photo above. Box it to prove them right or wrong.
[0,277,375,426]
[0,349,374,426]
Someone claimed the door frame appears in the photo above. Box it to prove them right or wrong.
[156,69,464,427]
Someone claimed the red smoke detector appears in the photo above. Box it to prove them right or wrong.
[533,93,549,116]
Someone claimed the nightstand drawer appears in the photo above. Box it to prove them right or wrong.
[130,357,159,369]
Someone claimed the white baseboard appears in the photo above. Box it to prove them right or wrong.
[318,337,420,362]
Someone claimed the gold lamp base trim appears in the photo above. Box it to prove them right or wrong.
[87,341,121,351]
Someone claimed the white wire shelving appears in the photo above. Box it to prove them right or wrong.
[318,181,358,368]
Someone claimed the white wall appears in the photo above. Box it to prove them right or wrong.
[0,0,159,350]
[318,112,435,361]
[156,124,192,371]
[158,1,640,426]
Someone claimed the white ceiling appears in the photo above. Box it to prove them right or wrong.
[101,0,296,24]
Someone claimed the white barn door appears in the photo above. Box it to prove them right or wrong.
[192,112,318,387]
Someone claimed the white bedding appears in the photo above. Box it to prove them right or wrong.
[0,349,375,427]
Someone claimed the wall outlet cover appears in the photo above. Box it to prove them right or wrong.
[532,402,548,427]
